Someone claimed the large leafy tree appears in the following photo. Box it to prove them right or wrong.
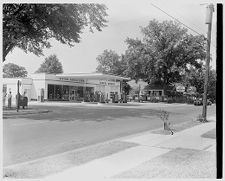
[96,49,127,76]
[96,49,131,94]
[35,54,63,74]
[185,66,216,101]
[124,20,206,87]
[3,4,108,62]
[3,63,28,77]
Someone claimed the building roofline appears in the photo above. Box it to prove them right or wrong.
[3,77,32,79]
[55,72,130,80]
[7,72,130,81]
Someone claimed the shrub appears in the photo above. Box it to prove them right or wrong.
[158,109,174,135]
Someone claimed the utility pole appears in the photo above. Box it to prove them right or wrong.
[202,4,214,122]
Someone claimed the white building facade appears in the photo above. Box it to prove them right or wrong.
[3,73,129,103]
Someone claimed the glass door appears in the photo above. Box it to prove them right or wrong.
[62,85,69,100]
[69,86,77,101]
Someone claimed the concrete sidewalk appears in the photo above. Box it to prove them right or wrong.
[45,116,216,180]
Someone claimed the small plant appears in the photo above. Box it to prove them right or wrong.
[159,110,173,135]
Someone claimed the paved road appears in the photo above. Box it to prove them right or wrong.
[3,102,216,166]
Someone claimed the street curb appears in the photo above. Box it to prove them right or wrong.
[3,109,50,116]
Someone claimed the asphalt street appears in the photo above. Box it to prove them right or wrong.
[3,103,216,166]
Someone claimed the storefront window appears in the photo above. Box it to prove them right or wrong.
[48,84,62,100]
[69,86,77,101]
[55,85,62,100]
[48,84,94,101]
[84,87,94,102]
[62,85,69,100]
[77,86,83,98]
[48,84,55,100]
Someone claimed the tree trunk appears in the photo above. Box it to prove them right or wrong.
[3,43,15,62]
[164,122,170,131]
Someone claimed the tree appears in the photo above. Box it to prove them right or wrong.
[96,50,131,95]
[3,63,28,78]
[124,20,206,87]
[36,54,63,74]
[185,66,216,101]
[3,4,108,62]
[96,49,127,76]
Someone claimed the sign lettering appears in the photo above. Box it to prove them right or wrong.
[176,85,185,92]
[59,77,84,83]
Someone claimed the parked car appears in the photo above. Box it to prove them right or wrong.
[194,99,212,106]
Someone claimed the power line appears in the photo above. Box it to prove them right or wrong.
[150,3,217,49]
[151,3,204,36]
[166,6,207,35]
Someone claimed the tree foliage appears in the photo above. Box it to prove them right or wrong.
[184,66,216,101]
[124,20,206,87]
[96,49,132,94]
[36,54,63,74]
[3,63,28,78]
[96,49,127,76]
[3,4,108,62]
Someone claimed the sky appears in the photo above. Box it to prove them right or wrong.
[3,0,219,75]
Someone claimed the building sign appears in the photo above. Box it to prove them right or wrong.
[187,86,196,94]
[100,81,107,85]
[108,82,115,86]
[59,77,84,83]
[176,85,185,92]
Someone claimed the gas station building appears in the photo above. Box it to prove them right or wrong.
[3,73,129,103]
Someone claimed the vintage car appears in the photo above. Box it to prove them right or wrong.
[194,98,212,106]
